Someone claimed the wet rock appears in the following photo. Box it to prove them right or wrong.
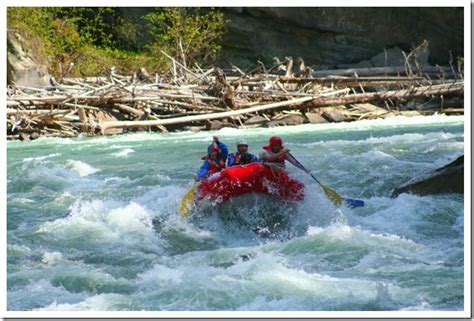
[267,114,305,127]
[7,32,51,87]
[321,107,350,122]
[370,46,407,67]
[244,115,268,127]
[398,111,422,117]
[208,120,237,130]
[305,112,329,124]
[18,133,30,141]
[391,155,463,197]
[183,125,206,133]
[352,60,374,68]
[208,120,225,131]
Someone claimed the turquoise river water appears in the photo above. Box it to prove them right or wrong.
[7,114,465,312]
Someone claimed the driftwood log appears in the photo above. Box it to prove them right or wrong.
[6,51,464,140]
[99,82,462,132]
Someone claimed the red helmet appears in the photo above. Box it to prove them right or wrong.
[207,143,220,155]
[269,136,283,147]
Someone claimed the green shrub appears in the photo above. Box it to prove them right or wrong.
[7,7,228,77]
[144,8,228,68]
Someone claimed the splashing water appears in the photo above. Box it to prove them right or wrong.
[7,115,464,312]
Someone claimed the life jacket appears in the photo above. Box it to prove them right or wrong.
[208,158,222,175]
[207,142,227,165]
[230,152,256,166]
[262,145,286,166]
[232,152,242,165]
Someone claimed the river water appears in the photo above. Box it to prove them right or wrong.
[7,114,465,312]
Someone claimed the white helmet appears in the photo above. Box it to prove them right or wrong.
[236,139,248,147]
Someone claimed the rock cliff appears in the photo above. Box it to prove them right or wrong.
[220,7,463,68]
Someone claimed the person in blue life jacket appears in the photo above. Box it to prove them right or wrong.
[195,136,228,181]
[227,139,259,167]
[208,136,228,164]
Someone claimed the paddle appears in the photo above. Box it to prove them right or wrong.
[179,182,197,216]
[287,153,364,208]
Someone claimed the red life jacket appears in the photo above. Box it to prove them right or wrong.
[208,159,222,175]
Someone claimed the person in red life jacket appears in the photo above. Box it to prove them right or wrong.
[196,137,228,181]
[207,136,228,167]
[260,136,306,171]
[227,139,259,167]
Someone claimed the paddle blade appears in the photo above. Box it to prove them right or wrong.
[179,184,196,216]
[344,198,365,208]
[320,183,343,206]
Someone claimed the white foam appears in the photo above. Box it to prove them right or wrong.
[66,160,100,177]
[401,301,433,311]
[35,293,132,311]
[306,222,422,252]
[137,264,184,285]
[112,148,134,158]
[106,202,153,234]
[23,153,61,163]
[56,192,73,201]
[41,251,63,264]
[7,244,31,255]
[13,197,35,203]
[38,200,157,244]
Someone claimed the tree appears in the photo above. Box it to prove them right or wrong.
[144,8,228,68]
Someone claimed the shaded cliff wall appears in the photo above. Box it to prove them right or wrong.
[220,7,463,68]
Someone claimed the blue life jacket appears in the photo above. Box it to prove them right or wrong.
[197,141,228,180]
[227,152,259,167]
[197,157,223,180]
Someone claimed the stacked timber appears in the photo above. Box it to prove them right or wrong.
[6,52,464,140]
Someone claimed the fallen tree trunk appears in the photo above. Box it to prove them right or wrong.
[312,66,457,78]
[8,92,220,105]
[100,95,318,132]
[99,82,462,133]
[112,104,145,118]
[305,82,463,108]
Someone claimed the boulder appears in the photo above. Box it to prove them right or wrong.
[370,46,406,67]
[321,107,349,122]
[305,112,328,124]
[208,120,238,130]
[7,32,51,87]
[399,111,422,117]
[183,125,207,133]
[18,133,30,141]
[208,120,226,131]
[391,155,463,197]
[267,114,305,127]
[351,103,387,113]
[244,115,268,127]
[351,60,374,68]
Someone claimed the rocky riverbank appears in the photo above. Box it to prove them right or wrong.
[7,37,464,141]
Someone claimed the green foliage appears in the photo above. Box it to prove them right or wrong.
[144,8,228,68]
[55,8,140,49]
[7,8,79,60]
[7,7,228,77]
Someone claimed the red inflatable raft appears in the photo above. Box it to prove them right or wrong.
[196,163,304,204]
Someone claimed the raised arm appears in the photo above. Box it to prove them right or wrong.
[196,160,209,180]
